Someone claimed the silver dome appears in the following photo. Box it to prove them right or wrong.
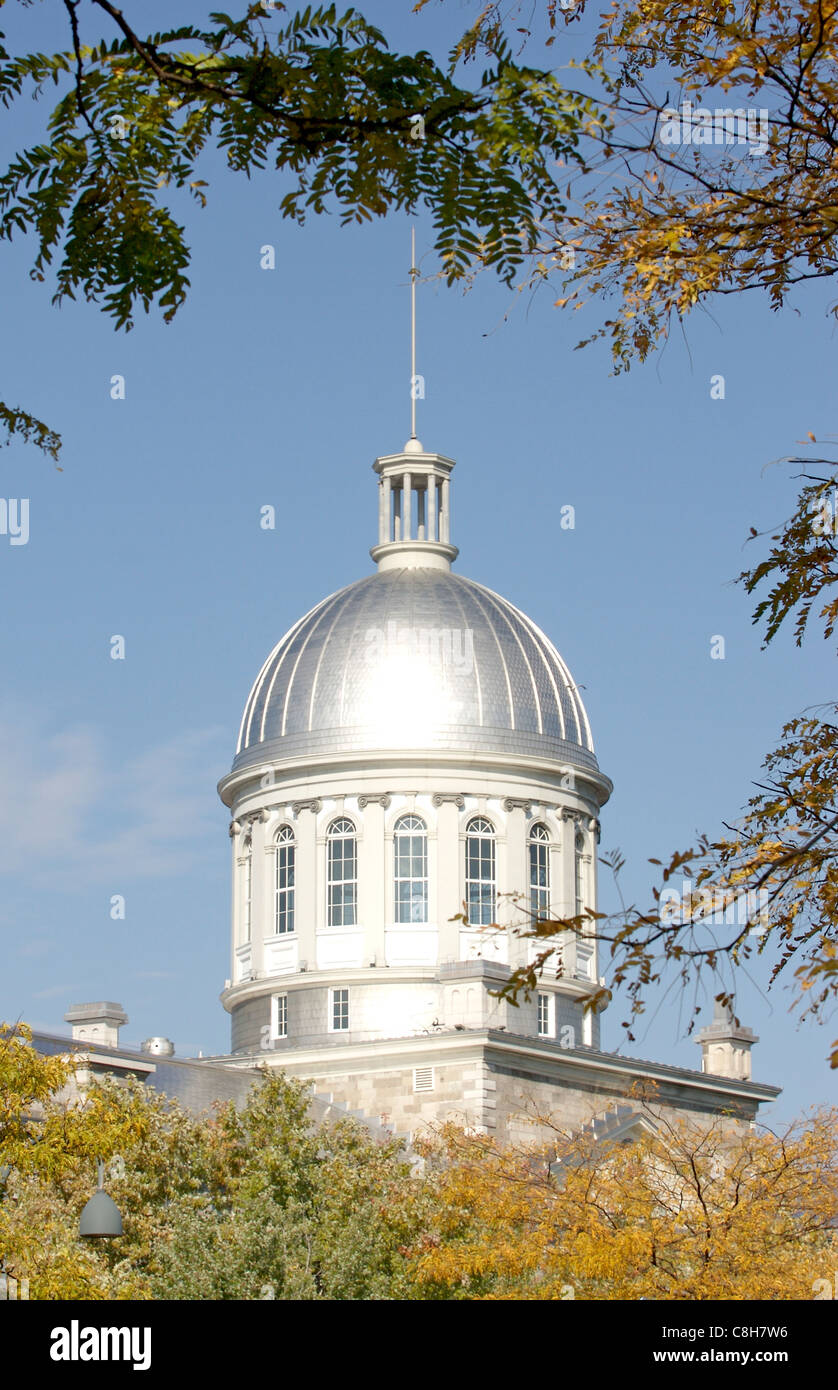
[233,569,600,776]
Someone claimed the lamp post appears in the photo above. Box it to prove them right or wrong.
[79,1159,123,1239]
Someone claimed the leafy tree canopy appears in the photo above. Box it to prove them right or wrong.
[412,1094,838,1300]
[436,0,838,371]
[0,0,603,456]
[0,1024,434,1300]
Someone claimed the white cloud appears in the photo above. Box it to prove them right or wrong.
[0,705,228,886]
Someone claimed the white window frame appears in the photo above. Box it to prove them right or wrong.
[574,829,586,918]
[329,986,350,1033]
[394,814,428,923]
[537,991,554,1038]
[529,823,550,922]
[274,826,295,935]
[327,819,357,927]
[272,992,288,1040]
[465,816,496,926]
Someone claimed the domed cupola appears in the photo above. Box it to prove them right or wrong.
[217,236,611,1080]
[226,432,604,785]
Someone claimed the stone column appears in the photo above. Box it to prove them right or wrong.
[441,477,450,543]
[559,812,577,976]
[383,475,391,543]
[229,828,240,978]
[248,814,269,977]
[359,798,386,965]
[503,803,528,967]
[434,796,462,961]
[402,472,411,539]
[295,803,319,970]
[427,475,437,541]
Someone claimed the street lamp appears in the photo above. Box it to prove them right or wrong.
[79,1159,123,1239]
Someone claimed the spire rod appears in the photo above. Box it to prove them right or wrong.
[410,224,418,440]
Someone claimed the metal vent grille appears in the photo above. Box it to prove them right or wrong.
[413,1066,435,1093]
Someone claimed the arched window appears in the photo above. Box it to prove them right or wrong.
[529,823,550,921]
[574,829,586,917]
[465,817,495,926]
[274,826,295,935]
[327,818,357,927]
[394,814,428,923]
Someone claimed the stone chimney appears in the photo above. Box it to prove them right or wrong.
[696,999,757,1080]
[64,1001,128,1049]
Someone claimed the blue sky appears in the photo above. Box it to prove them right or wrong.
[0,0,834,1123]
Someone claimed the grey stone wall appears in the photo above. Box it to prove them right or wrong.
[231,994,271,1054]
[230,963,600,1054]
[311,1061,488,1141]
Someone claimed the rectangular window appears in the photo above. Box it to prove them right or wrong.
[272,993,288,1039]
[330,987,349,1032]
[537,992,552,1038]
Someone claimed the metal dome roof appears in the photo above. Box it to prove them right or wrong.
[232,567,601,776]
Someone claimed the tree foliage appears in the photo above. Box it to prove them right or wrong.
[411,1097,838,1300]
[3,1023,836,1300]
[0,0,602,456]
[442,0,838,370]
[147,1070,432,1300]
[573,0,838,370]
[0,1025,432,1299]
[4,1,838,440]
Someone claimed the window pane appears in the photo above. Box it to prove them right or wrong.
[275,995,288,1038]
[332,988,349,1030]
[328,824,357,926]
[537,994,549,1036]
[529,836,550,921]
[394,816,428,924]
[466,822,495,925]
[275,837,296,935]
